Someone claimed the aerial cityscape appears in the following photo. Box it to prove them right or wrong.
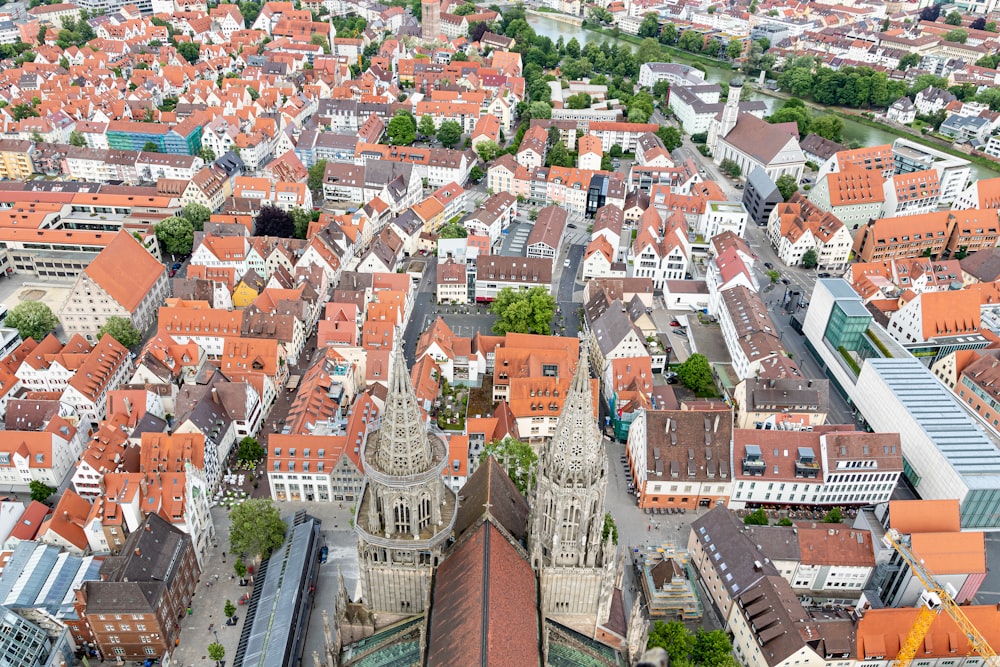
[0,0,997,665]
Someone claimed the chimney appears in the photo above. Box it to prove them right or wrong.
[211,388,219,404]
[145,523,152,532]
[63,511,69,520]
[135,548,141,557]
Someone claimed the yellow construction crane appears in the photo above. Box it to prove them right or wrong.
[882,529,999,667]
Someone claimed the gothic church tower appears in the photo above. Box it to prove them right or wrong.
[355,342,457,615]
[529,341,618,626]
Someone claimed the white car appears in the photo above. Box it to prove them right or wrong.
[564,259,571,268]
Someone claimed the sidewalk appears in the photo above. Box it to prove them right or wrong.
[170,508,249,667]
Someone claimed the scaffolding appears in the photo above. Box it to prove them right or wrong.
[635,544,703,621]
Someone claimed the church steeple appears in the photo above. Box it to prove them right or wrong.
[355,336,457,615]
[540,339,605,488]
[529,339,609,573]
[371,340,435,475]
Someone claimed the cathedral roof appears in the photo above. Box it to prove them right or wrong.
[425,522,541,666]
[454,456,529,544]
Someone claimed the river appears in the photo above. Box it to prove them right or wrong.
[526,12,1000,180]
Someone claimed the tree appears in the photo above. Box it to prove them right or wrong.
[256,205,295,238]
[454,2,475,14]
[142,141,160,153]
[656,126,682,151]
[676,353,714,393]
[766,269,780,283]
[823,506,844,523]
[29,480,55,504]
[310,33,331,53]
[98,316,141,348]
[801,248,818,269]
[238,436,265,464]
[692,629,733,667]
[208,642,225,665]
[490,286,557,335]
[229,498,287,560]
[474,139,500,162]
[199,147,216,163]
[308,159,327,191]
[602,512,618,544]
[68,130,86,147]
[945,10,963,25]
[637,37,661,64]
[609,144,623,158]
[943,29,968,43]
[719,158,741,178]
[438,223,468,238]
[638,13,660,38]
[180,202,211,231]
[777,516,793,526]
[154,217,195,255]
[660,22,677,44]
[387,111,416,145]
[546,141,572,167]
[810,115,844,142]
[971,17,986,30]
[528,101,552,119]
[743,508,769,525]
[469,164,484,183]
[566,92,592,109]
[7,301,58,342]
[224,600,237,619]
[177,40,200,63]
[479,437,538,495]
[290,207,313,239]
[647,620,694,656]
[726,39,743,60]
[234,557,248,579]
[898,52,920,71]
[775,174,799,202]
[418,114,437,138]
[768,104,811,138]
[436,120,463,148]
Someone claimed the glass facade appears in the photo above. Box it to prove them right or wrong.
[823,302,872,350]
[961,488,1000,529]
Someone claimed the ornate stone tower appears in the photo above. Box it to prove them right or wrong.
[529,341,617,623]
[355,342,457,615]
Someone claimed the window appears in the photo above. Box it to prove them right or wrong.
[113,648,125,656]
[145,647,157,655]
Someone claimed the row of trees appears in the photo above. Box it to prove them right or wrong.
[386,110,464,148]
[647,621,735,667]
[767,98,844,142]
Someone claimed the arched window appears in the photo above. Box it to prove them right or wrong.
[393,497,411,535]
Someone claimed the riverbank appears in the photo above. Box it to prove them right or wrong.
[583,23,734,72]
[750,85,1000,176]
[526,8,583,25]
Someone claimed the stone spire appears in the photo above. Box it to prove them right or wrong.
[372,336,434,475]
[541,339,604,487]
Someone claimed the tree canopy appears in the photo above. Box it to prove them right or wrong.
[308,159,327,191]
[743,508,769,525]
[387,111,416,145]
[418,114,437,138]
[801,248,818,269]
[180,203,211,231]
[155,216,195,255]
[256,205,295,238]
[229,498,287,560]
[7,301,58,342]
[29,480,55,504]
[475,139,500,162]
[479,437,538,495]
[775,174,799,202]
[676,353,714,394]
[490,286,557,335]
[99,316,141,348]
[238,436,266,465]
[436,120,463,148]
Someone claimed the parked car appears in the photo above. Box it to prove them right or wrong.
[169,269,176,278]
[567,223,577,229]
[172,262,182,270]
[781,278,790,285]
[319,545,328,563]
[564,258,571,268]
[669,320,682,327]
[674,327,687,335]
[818,272,831,278]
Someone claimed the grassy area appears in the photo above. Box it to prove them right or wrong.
[838,346,860,375]
[866,329,892,358]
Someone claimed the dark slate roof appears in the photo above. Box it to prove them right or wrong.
[454,456,529,544]
[425,522,540,667]
[961,247,1000,282]
[86,513,191,613]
